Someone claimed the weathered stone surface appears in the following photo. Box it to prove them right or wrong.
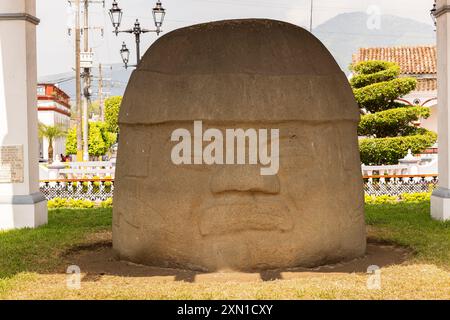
[113,19,366,271]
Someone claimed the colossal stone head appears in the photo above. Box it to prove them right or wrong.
[113,19,366,271]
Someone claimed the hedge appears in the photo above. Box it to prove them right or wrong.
[47,197,113,209]
[359,130,437,165]
[365,192,431,204]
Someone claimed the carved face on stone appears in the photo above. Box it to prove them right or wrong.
[113,19,366,271]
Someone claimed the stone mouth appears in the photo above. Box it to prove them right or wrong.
[197,198,294,236]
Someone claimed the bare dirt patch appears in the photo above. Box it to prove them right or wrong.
[61,232,412,284]
[6,232,449,300]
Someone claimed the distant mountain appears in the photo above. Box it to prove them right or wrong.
[40,12,436,101]
[313,12,436,72]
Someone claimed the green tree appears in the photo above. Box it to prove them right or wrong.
[89,100,101,117]
[65,122,116,158]
[104,96,122,133]
[88,122,117,157]
[65,127,77,155]
[350,60,437,165]
[38,124,67,164]
[88,123,107,157]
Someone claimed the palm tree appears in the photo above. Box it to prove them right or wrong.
[38,124,67,164]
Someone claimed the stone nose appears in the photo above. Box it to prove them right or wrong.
[210,166,280,194]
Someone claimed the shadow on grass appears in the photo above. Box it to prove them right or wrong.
[2,202,447,285]
[0,208,112,280]
[63,237,411,284]
[365,201,450,268]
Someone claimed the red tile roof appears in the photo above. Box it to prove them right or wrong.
[416,78,437,91]
[352,46,436,75]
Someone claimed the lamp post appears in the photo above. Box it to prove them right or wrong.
[431,1,437,28]
[153,0,166,34]
[109,0,166,68]
[109,0,123,36]
[120,42,130,69]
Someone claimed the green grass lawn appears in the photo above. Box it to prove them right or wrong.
[0,208,111,295]
[366,202,450,267]
[0,202,449,299]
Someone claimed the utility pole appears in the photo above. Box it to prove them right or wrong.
[69,0,104,161]
[82,0,90,161]
[309,0,314,33]
[75,0,83,161]
[98,63,104,121]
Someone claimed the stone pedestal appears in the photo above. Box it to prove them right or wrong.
[399,149,420,175]
[48,162,65,180]
[0,0,47,230]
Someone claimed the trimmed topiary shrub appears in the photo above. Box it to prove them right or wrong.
[358,106,430,138]
[353,78,417,113]
[350,60,436,165]
[359,130,437,165]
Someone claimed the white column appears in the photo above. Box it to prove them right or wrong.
[0,0,47,230]
[432,0,450,221]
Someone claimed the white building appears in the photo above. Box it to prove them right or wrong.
[352,46,438,133]
[37,84,71,161]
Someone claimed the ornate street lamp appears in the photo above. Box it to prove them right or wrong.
[120,42,130,69]
[153,0,166,34]
[109,0,123,36]
[109,1,166,68]
[431,2,437,28]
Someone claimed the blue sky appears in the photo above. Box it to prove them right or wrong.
[36,0,435,76]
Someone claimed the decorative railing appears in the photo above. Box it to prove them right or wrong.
[60,161,115,178]
[39,178,114,201]
[361,164,409,177]
[363,174,438,196]
[40,174,439,200]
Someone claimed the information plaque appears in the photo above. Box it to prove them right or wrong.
[0,145,24,183]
